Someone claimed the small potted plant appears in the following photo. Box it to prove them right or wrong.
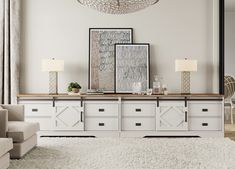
[68,82,82,94]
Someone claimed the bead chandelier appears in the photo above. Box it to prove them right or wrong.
[77,0,159,15]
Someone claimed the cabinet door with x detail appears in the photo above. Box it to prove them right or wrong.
[54,101,84,131]
[156,101,188,131]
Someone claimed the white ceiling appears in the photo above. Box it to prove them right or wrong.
[226,0,235,11]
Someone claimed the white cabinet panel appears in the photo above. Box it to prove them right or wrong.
[19,101,54,117]
[85,102,118,117]
[85,117,118,131]
[188,102,222,117]
[189,117,221,131]
[24,104,54,117]
[122,117,155,131]
[25,117,52,130]
[20,101,54,131]
[54,101,84,131]
[122,103,156,117]
[157,102,188,131]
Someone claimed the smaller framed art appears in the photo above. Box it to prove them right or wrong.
[115,43,150,93]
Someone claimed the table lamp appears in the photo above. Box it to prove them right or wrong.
[175,58,197,94]
[42,58,64,94]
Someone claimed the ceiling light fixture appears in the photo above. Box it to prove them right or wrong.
[77,0,159,15]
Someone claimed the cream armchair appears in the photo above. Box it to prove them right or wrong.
[0,105,39,159]
[224,75,235,124]
[0,138,13,169]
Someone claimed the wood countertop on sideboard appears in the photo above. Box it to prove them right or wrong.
[17,93,224,98]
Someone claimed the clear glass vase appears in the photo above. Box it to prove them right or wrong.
[153,76,163,94]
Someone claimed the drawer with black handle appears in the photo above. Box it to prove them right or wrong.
[85,117,118,131]
[85,103,119,117]
[189,117,221,131]
[188,102,222,117]
[122,117,155,131]
[24,104,54,117]
[122,103,156,117]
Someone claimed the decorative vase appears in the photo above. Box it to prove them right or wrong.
[132,82,142,94]
[153,75,163,94]
[72,88,80,93]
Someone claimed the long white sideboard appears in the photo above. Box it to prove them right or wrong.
[17,93,224,138]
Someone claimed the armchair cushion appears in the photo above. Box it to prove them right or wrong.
[1,105,24,121]
[0,138,13,157]
[7,122,39,143]
[0,109,8,137]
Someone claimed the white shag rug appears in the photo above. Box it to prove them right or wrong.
[9,138,235,169]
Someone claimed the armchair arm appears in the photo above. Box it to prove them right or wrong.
[1,105,24,121]
[0,109,8,137]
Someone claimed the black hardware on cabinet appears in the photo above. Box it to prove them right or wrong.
[202,123,208,126]
[184,97,187,107]
[99,108,105,112]
[135,123,142,126]
[80,112,83,122]
[99,123,105,126]
[185,111,188,122]
[135,108,141,112]
[157,97,159,107]
[52,97,55,107]
[32,109,38,112]
[80,98,83,107]
[202,109,208,112]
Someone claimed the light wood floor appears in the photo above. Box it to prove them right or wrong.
[225,132,235,141]
[224,108,235,140]
[225,123,235,140]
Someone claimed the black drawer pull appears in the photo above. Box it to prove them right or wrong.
[98,108,105,112]
[32,109,38,112]
[185,111,188,122]
[135,123,142,126]
[80,112,83,122]
[135,108,142,112]
[99,123,105,126]
[202,109,208,112]
[202,123,208,126]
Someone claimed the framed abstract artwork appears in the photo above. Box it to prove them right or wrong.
[115,43,150,93]
[89,28,133,92]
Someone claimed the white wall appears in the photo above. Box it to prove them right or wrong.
[20,0,218,93]
[226,0,235,12]
[225,11,235,76]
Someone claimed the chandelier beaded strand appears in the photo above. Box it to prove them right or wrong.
[77,0,159,15]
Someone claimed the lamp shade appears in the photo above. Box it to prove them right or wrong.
[175,59,197,72]
[42,59,64,72]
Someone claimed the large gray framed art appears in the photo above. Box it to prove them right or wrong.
[89,28,133,92]
[115,43,150,93]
